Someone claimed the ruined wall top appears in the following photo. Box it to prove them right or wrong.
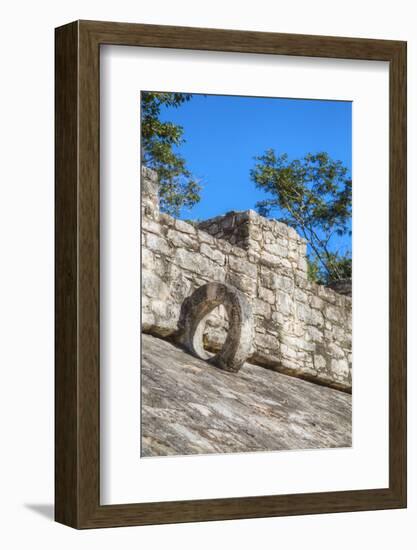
[198,210,308,281]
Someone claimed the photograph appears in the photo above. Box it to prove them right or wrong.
[140,91,352,457]
[0,0,409,539]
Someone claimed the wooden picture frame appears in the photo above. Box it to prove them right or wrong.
[55,20,407,529]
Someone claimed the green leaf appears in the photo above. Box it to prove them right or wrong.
[251,149,351,283]
[141,92,202,216]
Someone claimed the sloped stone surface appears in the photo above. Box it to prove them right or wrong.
[141,334,352,457]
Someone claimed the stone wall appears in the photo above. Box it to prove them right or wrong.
[141,168,352,391]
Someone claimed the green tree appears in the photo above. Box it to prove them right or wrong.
[141,92,201,217]
[250,149,352,284]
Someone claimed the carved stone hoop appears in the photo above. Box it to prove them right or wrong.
[180,282,253,373]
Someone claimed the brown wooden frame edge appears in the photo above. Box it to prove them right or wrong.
[55,19,407,529]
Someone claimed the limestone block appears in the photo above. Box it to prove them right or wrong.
[263,230,275,244]
[306,325,323,343]
[142,217,161,235]
[254,298,271,317]
[258,286,276,305]
[297,340,316,352]
[174,248,209,274]
[167,228,199,251]
[280,333,302,349]
[200,243,225,265]
[313,354,327,372]
[167,268,192,303]
[264,242,288,257]
[325,305,342,323]
[281,343,298,360]
[151,299,168,318]
[295,268,308,280]
[228,255,257,279]
[296,302,311,323]
[142,270,170,301]
[141,248,155,270]
[297,256,308,272]
[146,232,172,257]
[309,308,324,328]
[310,295,325,310]
[248,225,262,241]
[246,239,261,251]
[271,311,285,326]
[260,251,281,268]
[318,285,337,304]
[226,271,257,297]
[291,320,305,337]
[175,218,197,235]
[255,332,280,353]
[294,288,308,303]
[247,250,261,264]
[197,230,215,245]
[327,342,345,359]
[331,358,350,378]
[276,291,293,317]
[141,311,155,332]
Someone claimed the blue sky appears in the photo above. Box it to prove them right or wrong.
[157,93,352,255]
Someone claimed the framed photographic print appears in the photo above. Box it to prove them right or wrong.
[55,20,407,528]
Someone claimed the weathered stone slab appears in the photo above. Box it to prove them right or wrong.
[141,334,352,457]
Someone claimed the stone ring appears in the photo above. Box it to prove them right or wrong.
[180,282,253,373]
